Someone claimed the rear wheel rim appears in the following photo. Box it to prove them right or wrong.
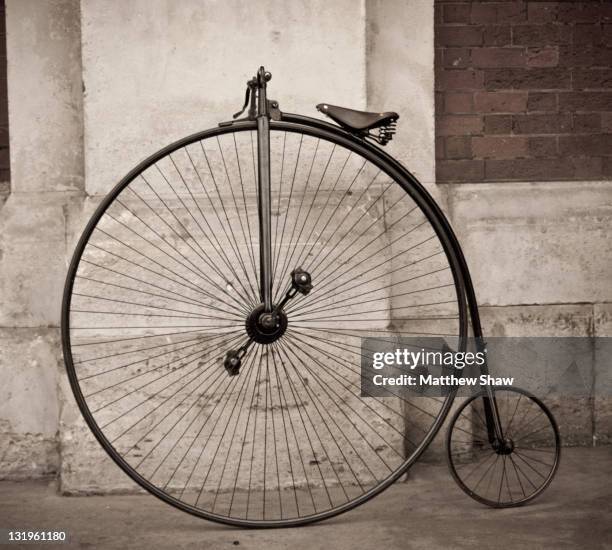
[447,387,560,508]
[62,121,468,526]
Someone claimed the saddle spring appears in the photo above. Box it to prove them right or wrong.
[366,120,397,146]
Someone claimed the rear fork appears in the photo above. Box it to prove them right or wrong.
[475,337,513,453]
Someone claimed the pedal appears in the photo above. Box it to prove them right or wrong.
[291,268,313,295]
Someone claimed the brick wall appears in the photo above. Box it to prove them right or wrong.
[435,0,612,183]
[0,0,9,190]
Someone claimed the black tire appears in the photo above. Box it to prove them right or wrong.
[62,118,469,527]
[446,386,561,508]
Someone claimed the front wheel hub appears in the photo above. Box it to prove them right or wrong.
[246,304,288,344]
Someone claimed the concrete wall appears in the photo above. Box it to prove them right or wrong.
[0,0,610,492]
[80,0,367,197]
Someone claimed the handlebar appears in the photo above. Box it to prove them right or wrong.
[232,66,272,120]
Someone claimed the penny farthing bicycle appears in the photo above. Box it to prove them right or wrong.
[62,67,560,527]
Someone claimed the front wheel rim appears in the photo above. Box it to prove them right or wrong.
[62,120,468,526]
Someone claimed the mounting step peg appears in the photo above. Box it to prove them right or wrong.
[291,268,313,295]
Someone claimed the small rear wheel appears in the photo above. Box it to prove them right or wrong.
[447,386,560,508]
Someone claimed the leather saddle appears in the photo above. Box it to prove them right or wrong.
[316,103,399,132]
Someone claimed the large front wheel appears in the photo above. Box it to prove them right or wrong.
[62,120,469,527]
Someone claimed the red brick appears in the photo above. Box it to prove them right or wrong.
[436,136,444,159]
[435,63,444,86]
[471,47,526,68]
[557,2,603,24]
[470,2,527,23]
[573,113,602,133]
[435,91,444,114]
[559,25,573,45]
[446,136,472,159]
[526,47,559,68]
[497,2,527,23]
[443,3,471,23]
[558,46,612,68]
[437,160,485,182]
[527,2,558,23]
[603,157,612,177]
[527,92,557,112]
[483,25,512,46]
[484,157,601,181]
[433,1,611,185]
[485,158,558,180]
[445,92,474,113]
[443,47,471,68]
[559,134,612,156]
[435,2,443,24]
[472,136,528,158]
[558,92,612,112]
[474,91,528,113]
[529,136,558,157]
[484,68,571,90]
[484,115,512,134]
[439,69,485,91]
[437,25,483,46]
[471,3,496,24]
[572,157,604,178]
[437,115,483,136]
[573,70,612,90]
[573,24,603,45]
[513,114,572,134]
[0,147,8,169]
[513,25,560,46]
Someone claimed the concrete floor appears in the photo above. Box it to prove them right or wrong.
[1,447,611,550]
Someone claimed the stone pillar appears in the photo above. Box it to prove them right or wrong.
[0,0,84,479]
